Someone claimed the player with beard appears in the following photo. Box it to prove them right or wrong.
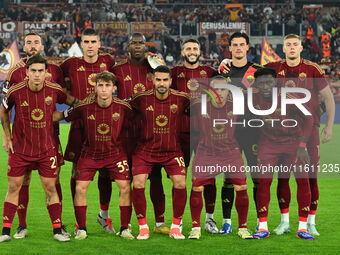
[265,34,335,236]
[1,32,69,239]
[60,28,116,234]
[171,39,218,233]
[111,33,169,234]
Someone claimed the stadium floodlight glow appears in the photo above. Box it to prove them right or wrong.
[200,83,312,116]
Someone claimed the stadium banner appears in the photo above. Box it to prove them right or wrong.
[95,22,128,36]
[21,21,71,35]
[0,21,19,39]
[199,22,248,36]
[130,22,164,34]
[0,40,20,80]
[260,36,282,65]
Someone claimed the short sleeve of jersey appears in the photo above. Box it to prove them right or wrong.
[2,89,15,110]
[57,88,67,104]
[60,58,72,78]
[311,65,329,92]
[55,65,67,88]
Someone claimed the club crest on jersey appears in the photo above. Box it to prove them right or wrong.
[97,123,110,135]
[147,72,153,81]
[100,63,107,72]
[170,104,178,113]
[112,112,120,121]
[299,72,307,81]
[88,73,97,86]
[133,83,146,94]
[246,75,254,83]
[31,108,44,121]
[45,96,52,105]
[187,79,199,91]
[200,70,207,78]
[155,115,168,127]
[284,80,296,87]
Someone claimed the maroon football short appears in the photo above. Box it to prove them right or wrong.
[132,151,186,177]
[257,138,310,179]
[64,124,85,163]
[192,147,246,187]
[8,150,59,178]
[76,155,131,181]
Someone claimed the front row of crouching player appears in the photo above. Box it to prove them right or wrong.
[0,56,319,242]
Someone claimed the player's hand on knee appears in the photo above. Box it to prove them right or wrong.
[321,125,332,143]
[296,147,310,165]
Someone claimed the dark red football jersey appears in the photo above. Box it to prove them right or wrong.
[2,56,66,96]
[3,80,67,156]
[129,89,189,155]
[191,98,240,155]
[64,95,132,160]
[265,59,329,127]
[111,59,154,100]
[60,54,115,100]
[171,64,216,99]
[251,88,314,142]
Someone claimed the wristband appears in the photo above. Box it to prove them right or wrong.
[299,142,306,148]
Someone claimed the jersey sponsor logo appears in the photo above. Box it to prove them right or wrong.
[31,108,44,121]
[133,83,146,94]
[177,72,185,78]
[124,75,132,81]
[88,73,97,86]
[278,70,285,76]
[97,123,110,135]
[170,104,178,113]
[45,96,52,105]
[213,125,225,133]
[155,115,168,127]
[200,70,207,78]
[146,105,154,111]
[21,100,29,107]
[112,112,120,121]
[88,114,95,120]
[299,72,307,81]
[77,66,85,71]
[187,79,199,91]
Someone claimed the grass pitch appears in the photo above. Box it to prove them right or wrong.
[0,124,339,255]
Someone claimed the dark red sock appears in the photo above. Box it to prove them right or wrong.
[150,179,165,223]
[277,178,291,210]
[309,178,319,211]
[56,183,63,202]
[47,203,62,229]
[296,178,311,218]
[203,184,216,214]
[235,189,249,228]
[17,184,29,227]
[127,205,132,225]
[190,190,203,228]
[98,175,112,209]
[132,188,147,221]
[70,177,76,203]
[257,178,272,219]
[2,202,17,229]
[74,206,87,229]
[120,206,131,229]
[173,188,187,220]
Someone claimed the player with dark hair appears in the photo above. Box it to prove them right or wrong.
[60,28,116,233]
[0,54,75,242]
[1,32,69,239]
[129,65,189,240]
[265,34,335,236]
[188,75,253,239]
[53,71,134,240]
[218,32,263,234]
[251,67,315,240]
[171,38,218,233]
[111,32,169,234]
